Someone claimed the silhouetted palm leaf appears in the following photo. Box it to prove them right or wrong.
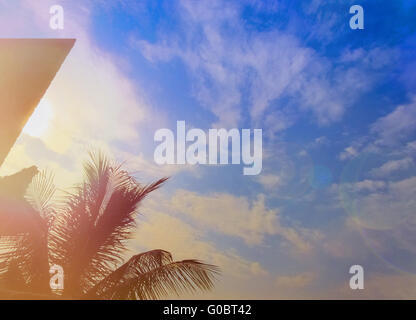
[0,151,219,299]
[0,170,53,295]
[49,152,169,296]
[25,170,56,224]
[85,250,219,299]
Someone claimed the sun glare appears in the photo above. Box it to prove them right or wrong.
[22,98,53,138]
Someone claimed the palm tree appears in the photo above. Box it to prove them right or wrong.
[0,151,219,299]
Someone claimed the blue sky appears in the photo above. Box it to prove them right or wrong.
[2,0,416,298]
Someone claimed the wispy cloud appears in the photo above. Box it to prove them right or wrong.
[371,97,416,146]
[275,272,315,289]
[170,190,322,253]
[133,0,376,130]
[370,157,414,178]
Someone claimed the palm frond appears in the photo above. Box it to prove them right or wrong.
[48,152,168,295]
[25,170,56,225]
[85,250,219,300]
[0,200,44,236]
[0,230,50,295]
[0,150,219,299]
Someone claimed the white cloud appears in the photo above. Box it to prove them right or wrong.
[132,194,274,298]
[275,272,315,289]
[132,191,325,298]
[171,191,278,245]
[133,0,371,129]
[169,190,322,253]
[371,98,416,146]
[257,174,283,190]
[340,47,397,69]
[134,207,267,279]
[338,146,359,161]
[407,140,416,153]
[354,180,386,192]
[370,157,414,177]
[336,176,416,231]
[314,136,329,145]
[264,111,295,138]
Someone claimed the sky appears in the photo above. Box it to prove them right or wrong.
[1,0,416,298]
